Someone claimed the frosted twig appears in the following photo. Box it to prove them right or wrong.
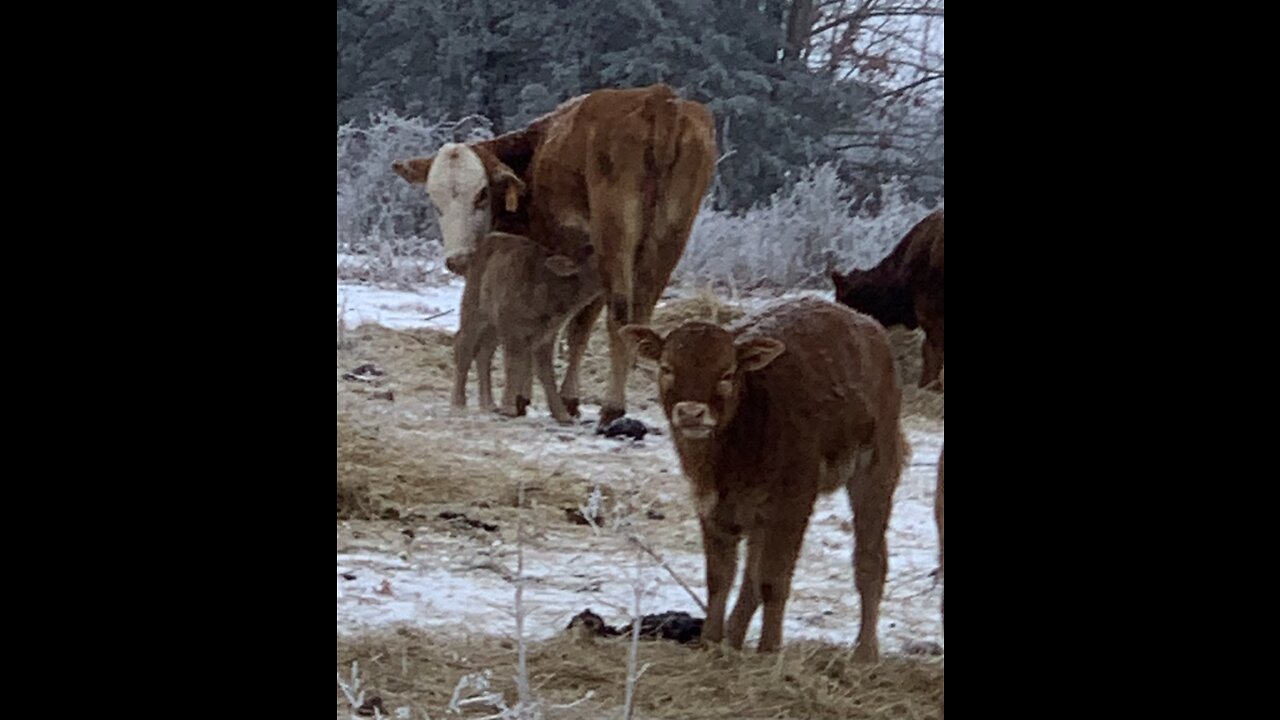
[548,690,596,710]
[628,534,707,614]
[514,475,532,709]
[337,660,365,709]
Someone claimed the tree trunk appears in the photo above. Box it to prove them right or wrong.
[784,0,815,63]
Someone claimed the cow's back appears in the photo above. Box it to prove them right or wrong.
[903,209,944,289]
[525,85,714,257]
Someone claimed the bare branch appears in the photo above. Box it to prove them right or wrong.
[811,6,943,38]
[629,534,708,613]
[875,73,945,100]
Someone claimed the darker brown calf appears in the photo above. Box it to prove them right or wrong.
[832,209,944,389]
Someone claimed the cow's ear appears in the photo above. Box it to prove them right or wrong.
[472,145,527,212]
[392,157,433,184]
[496,165,526,212]
[735,337,785,373]
[620,325,664,362]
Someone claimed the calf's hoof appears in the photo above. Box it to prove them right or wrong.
[851,640,879,663]
[561,397,581,418]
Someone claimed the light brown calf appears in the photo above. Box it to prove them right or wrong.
[622,296,906,658]
[453,232,602,423]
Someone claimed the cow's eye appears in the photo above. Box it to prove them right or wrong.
[474,187,489,208]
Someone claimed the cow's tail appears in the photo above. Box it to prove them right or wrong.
[612,85,679,331]
[643,84,680,171]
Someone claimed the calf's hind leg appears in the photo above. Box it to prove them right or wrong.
[847,446,902,662]
[557,297,603,418]
[533,340,574,424]
[475,329,498,411]
[497,340,533,418]
[451,319,483,408]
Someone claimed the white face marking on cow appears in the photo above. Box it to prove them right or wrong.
[424,143,490,273]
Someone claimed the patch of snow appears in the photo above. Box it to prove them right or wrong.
[338,280,464,333]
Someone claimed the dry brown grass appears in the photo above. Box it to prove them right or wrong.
[884,327,945,421]
[336,629,943,720]
[336,294,940,525]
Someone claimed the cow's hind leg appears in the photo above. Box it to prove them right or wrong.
[915,293,944,390]
[588,126,646,429]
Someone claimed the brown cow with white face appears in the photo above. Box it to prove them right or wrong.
[622,296,906,659]
[394,84,716,429]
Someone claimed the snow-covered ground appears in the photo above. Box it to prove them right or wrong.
[336,280,838,335]
[337,279,944,652]
[338,280,465,333]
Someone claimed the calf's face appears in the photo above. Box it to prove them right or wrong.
[392,143,525,275]
[621,322,784,441]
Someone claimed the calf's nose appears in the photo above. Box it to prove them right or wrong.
[673,402,707,424]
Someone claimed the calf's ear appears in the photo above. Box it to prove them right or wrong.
[620,325,664,362]
[544,255,579,277]
[734,336,785,372]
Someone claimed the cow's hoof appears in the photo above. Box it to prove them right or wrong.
[495,406,521,418]
[561,397,581,418]
[516,395,531,416]
[598,405,626,428]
